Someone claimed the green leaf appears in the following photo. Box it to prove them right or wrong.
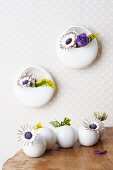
[49,120,61,127]
[50,117,71,128]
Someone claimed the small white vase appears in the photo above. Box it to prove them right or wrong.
[23,134,46,157]
[55,126,77,148]
[78,126,99,146]
[37,127,56,150]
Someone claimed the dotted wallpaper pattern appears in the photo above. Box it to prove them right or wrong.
[0,0,113,168]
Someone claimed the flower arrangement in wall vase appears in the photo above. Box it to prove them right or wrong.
[14,66,56,107]
[56,26,98,69]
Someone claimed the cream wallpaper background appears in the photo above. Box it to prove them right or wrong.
[0,0,113,168]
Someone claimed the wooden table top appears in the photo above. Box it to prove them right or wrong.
[2,127,113,170]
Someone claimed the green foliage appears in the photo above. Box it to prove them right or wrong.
[50,117,71,128]
[94,112,108,121]
[88,33,98,42]
[35,78,56,89]
[30,82,33,87]
[62,117,71,125]
[49,120,61,128]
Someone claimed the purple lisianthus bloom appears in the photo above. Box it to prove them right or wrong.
[76,33,89,47]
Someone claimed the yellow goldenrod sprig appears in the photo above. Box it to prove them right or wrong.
[88,33,98,42]
[35,78,56,89]
[33,122,43,129]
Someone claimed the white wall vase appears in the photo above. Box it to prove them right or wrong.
[23,134,46,157]
[14,66,55,108]
[78,126,99,146]
[55,126,77,148]
[56,26,98,69]
[36,127,56,150]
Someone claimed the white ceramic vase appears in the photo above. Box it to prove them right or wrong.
[55,126,77,148]
[14,66,55,108]
[78,126,99,146]
[23,134,46,157]
[37,127,56,150]
[56,26,98,69]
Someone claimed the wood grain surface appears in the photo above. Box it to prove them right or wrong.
[2,127,113,170]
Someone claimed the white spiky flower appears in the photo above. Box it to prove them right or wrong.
[59,31,77,49]
[17,73,35,88]
[18,124,38,146]
[83,117,104,131]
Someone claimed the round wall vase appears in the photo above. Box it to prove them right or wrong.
[78,126,99,146]
[55,126,77,148]
[56,26,98,69]
[36,127,56,150]
[23,135,46,157]
[13,66,55,108]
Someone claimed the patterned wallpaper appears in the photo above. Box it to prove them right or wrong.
[0,0,113,168]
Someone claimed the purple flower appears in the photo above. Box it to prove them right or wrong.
[76,33,89,47]
[94,150,107,154]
